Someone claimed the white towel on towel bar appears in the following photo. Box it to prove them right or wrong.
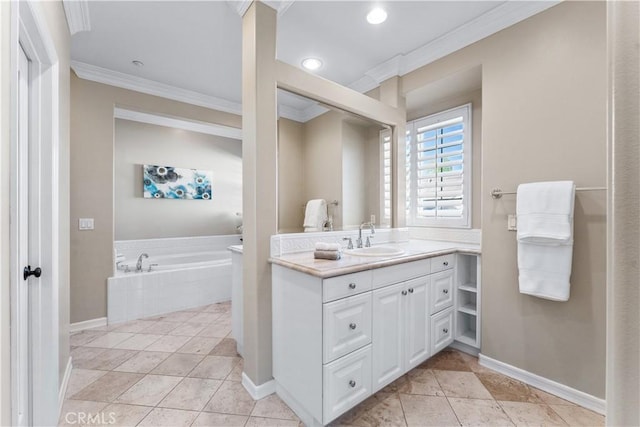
[303,199,328,232]
[516,181,575,301]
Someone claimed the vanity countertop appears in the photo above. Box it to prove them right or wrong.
[269,240,480,279]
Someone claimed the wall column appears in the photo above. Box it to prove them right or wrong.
[606,1,640,424]
[241,1,278,386]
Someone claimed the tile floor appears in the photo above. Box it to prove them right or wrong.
[62,302,604,426]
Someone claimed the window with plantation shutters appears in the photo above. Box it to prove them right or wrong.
[406,104,471,227]
[381,131,392,224]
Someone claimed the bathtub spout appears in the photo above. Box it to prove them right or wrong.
[136,253,149,272]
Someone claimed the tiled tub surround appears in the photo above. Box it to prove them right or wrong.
[108,235,241,324]
[62,302,604,427]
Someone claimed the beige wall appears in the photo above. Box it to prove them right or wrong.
[278,112,383,232]
[342,121,368,227]
[403,1,606,397]
[0,1,70,420]
[302,111,344,227]
[71,75,241,323]
[277,118,305,233]
[114,119,242,240]
[407,89,482,229]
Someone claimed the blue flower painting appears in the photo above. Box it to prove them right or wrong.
[143,165,212,200]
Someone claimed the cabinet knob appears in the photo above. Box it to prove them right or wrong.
[408,288,414,293]
[443,261,449,266]
[349,323,357,330]
[443,328,449,334]
[443,289,449,294]
[349,283,356,290]
[402,290,408,296]
[349,380,356,388]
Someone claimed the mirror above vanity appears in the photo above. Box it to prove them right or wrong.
[277,88,392,233]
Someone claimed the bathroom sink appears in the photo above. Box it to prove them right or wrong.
[346,246,405,257]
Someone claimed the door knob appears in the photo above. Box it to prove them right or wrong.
[349,380,356,388]
[402,290,408,296]
[349,323,357,330]
[408,288,414,293]
[23,265,42,281]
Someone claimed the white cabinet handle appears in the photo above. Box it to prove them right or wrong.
[349,283,356,289]
[349,323,357,330]
[349,380,356,388]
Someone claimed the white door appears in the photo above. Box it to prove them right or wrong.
[371,282,405,392]
[11,43,33,427]
[405,277,430,370]
[11,3,61,423]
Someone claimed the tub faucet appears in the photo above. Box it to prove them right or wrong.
[357,222,376,248]
[136,253,149,272]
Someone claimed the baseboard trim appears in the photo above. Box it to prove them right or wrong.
[241,372,276,400]
[449,340,480,357]
[58,357,73,416]
[70,317,107,333]
[478,353,605,414]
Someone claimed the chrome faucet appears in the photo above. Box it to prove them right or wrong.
[357,222,376,248]
[136,253,149,272]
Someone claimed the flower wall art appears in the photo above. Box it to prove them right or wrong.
[143,164,212,200]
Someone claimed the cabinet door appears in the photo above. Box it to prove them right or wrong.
[371,282,405,392]
[405,276,430,370]
[431,307,454,355]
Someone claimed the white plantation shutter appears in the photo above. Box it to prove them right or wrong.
[381,131,392,224]
[407,104,471,227]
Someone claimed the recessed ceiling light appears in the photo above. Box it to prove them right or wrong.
[132,60,144,67]
[301,58,323,71]
[367,7,387,25]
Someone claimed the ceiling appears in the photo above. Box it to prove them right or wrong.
[69,1,558,122]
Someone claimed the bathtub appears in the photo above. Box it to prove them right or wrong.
[107,235,240,324]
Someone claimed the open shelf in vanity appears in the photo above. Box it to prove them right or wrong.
[455,254,481,349]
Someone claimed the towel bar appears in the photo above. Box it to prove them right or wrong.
[491,186,606,199]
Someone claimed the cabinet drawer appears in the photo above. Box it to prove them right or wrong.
[323,345,372,424]
[431,307,454,355]
[323,270,372,303]
[372,259,430,290]
[323,293,372,363]
[431,254,455,273]
[430,270,454,314]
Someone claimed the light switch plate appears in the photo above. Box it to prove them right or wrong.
[79,218,94,230]
[507,215,517,231]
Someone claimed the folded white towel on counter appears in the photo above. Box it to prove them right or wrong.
[315,242,342,251]
[314,250,342,260]
[304,199,328,233]
[517,181,575,244]
[516,181,575,301]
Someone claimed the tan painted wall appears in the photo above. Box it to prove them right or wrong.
[606,1,640,423]
[0,1,71,418]
[277,118,305,233]
[407,89,482,229]
[114,119,242,240]
[402,1,606,397]
[302,111,344,228]
[70,75,241,323]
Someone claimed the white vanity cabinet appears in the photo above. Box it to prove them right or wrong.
[371,276,429,392]
[272,254,459,426]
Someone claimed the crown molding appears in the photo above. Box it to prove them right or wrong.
[356,1,560,86]
[114,107,242,140]
[71,61,242,116]
[62,0,91,35]
[227,0,252,17]
[398,1,561,76]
